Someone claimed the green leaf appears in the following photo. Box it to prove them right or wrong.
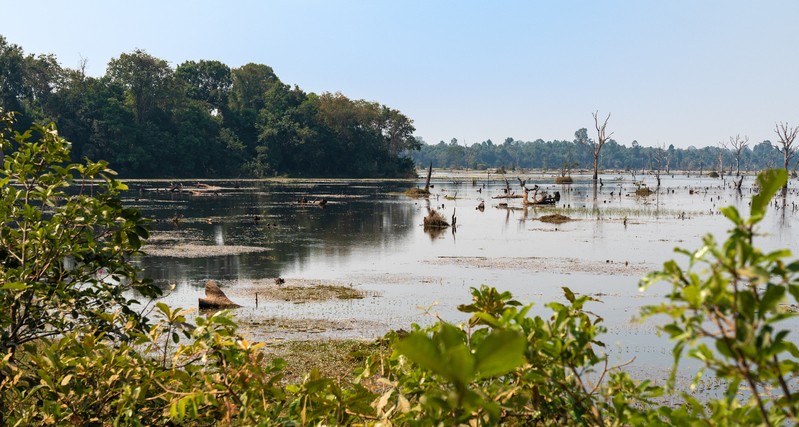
[760,285,786,314]
[750,169,787,222]
[720,206,742,225]
[474,330,526,379]
[1,282,29,291]
[562,287,575,303]
[395,333,447,376]
[126,230,141,249]
[715,339,734,358]
[789,284,799,303]
[446,344,475,384]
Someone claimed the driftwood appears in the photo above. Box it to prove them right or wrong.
[523,186,560,206]
[199,280,241,309]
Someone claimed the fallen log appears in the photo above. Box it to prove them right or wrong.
[199,279,241,309]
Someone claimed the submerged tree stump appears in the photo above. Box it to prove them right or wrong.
[405,162,433,197]
[199,280,241,309]
[423,209,449,229]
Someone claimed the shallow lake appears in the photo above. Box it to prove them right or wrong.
[128,171,799,384]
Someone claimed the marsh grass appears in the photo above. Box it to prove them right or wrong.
[543,206,702,219]
[264,339,386,385]
[538,214,572,224]
[141,243,270,258]
[260,284,369,302]
[405,187,430,197]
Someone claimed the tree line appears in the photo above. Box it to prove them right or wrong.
[412,132,792,175]
[0,35,420,178]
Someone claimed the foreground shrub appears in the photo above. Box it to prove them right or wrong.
[641,168,799,426]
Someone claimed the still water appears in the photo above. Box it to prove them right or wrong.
[128,172,799,379]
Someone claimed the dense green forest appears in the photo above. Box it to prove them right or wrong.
[411,135,785,174]
[0,36,420,178]
[2,34,788,179]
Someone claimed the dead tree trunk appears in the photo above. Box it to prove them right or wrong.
[199,280,241,309]
[424,162,433,193]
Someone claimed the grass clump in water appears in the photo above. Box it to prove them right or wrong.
[405,187,430,197]
[423,209,449,228]
[635,187,655,196]
[538,214,572,224]
[273,284,367,302]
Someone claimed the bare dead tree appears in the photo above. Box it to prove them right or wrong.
[775,122,799,174]
[729,135,749,177]
[588,111,613,181]
[423,162,433,193]
[717,141,727,180]
[653,143,666,187]
[78,54,89,78]
[665,149,672,174]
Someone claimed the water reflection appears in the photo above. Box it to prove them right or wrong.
[126,175,799,338]
[132,180,419,287]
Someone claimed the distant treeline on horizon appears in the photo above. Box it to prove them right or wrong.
[0,35,419,178]
[411,136,784,174]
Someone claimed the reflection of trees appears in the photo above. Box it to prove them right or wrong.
[133,180,418,282]
[779,194,789,230]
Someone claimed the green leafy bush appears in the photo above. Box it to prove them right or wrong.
[640,168,799,426]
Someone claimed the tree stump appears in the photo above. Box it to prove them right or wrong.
[199,280,241,309]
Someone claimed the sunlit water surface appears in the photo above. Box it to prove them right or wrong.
[127,172,799,385]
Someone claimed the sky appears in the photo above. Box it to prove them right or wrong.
[1,1,797,149]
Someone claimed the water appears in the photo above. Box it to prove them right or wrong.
[127,172,799,382]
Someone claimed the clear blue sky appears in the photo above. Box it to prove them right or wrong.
[2,1,797,149]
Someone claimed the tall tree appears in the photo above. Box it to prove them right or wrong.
[228,63,281,157]
[0,36,26,117]
[588,111,613,180]
[716,141,727,179]
[728,134,749,176]
[774,122,798,178]
[175,60,232,111]
[653,142,667,186]
[106,49,175,124]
